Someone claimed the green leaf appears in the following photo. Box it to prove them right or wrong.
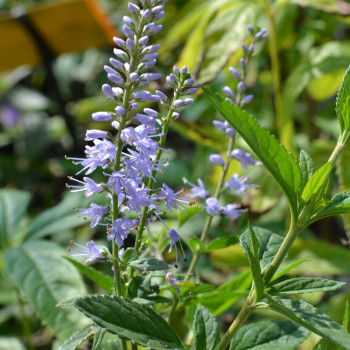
[300,162,332,207]
[336,65,350,135]
[5,240,88,339]
[299,150,315,191]
[247,222,260,259]
[343,301,349,330]
[204,87,302,220]
[240,226,284,271]
[129,258,170,271]
[65,257,114,294]
[25,193,88,240]
[242,242,264,301]
[189,236,205,254]
[229,320,309,350]
[58,325,95,350]
[312,191,350,221]
[204,236,239,253]
[122,248,138,263]
[92,326,106,350]
[73,295,183,349]
[269,277,345,295]
[178,206,201,228]
[192,306,219,350]
[266,296,350,349]
[271,259,308,282]
[313,338,330,350]
[0,189,31,246]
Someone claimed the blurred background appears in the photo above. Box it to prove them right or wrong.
[1,0,350,348]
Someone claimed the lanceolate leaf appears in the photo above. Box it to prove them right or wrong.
[204,87,301,220]
[269,277,345,295]
[311,191,350,221]
[0,189,31,246]
[73,295,183,349]
[58,325,95,350]
[271,259,308,281]
[266,296,350,349]
[129,258,170,271]
[204,236,239,253]
[336,65,350,135]
[229,320,309,350]
[300,162,332,207]
[65,257,114,294]
[5,240,88,339]
[192,306,219,350]
[299,150,315,191]
[240,226,284,271]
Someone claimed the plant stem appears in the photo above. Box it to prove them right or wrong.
[262,224,299,285]
[122,339,128,350]
[16,288,34,350]
[214,297,253,350]
[186,135,235,279]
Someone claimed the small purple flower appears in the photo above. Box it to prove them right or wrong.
[239,58,246,67]
[184,178,209,199]
[213,120,229,130]
[67,177,103,197]
[225,173,257,195]
[209,154,225,167]
[116,106,126,116]
[75,203,109,227]
[159,184,189,212]
[168,229,186,267]
[222,203,243,219]
[85,129,109,141]
[231,149,257,169]
[229,67,241,80]
[204,197,221,216]
[109,217,136,247]
[69,240,105,263]
[241,95,254,106]
[165,271,181,302]
[92,112,112,122]
[223,86,234,97]
[237,82,245,92]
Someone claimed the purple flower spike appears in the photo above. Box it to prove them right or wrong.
[168,229,186,267]
[231,148,257,169]
[226,173,257,195]
[209,154,225,166]
[75,203,109,227]
[229,67,241,80]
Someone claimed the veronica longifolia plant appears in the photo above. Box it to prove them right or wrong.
[61,1,350,349]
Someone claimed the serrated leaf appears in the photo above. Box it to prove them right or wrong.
[122,248,138,263]
[336,66,350,135]
[5,240,88,339]
[271,259,308,282]
[204,87,301,220]
[240,226,284,271]
[243,241,264,301]
[65,257,114,294]
[204,237,239,253]
[247,222,260,259]
[129,258,170,271]
[266,296,350,349]
[73,295,183,349]
[312,191,350,222]
[192,306,219,350]
[0,189,31,246]
[299,150,315,191]
[313,338,330,350]
[229,320,309,350]
[269,277,345,295]
[25,193,89,241]
[300,162,332,207]
[58,325,95,350]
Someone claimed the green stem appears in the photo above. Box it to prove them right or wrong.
[186,136,235,279]
[16,288,34,350]
[135,84,184,251]
[214,297,253,350]
[122,339,127,350]
[262,224,299,285]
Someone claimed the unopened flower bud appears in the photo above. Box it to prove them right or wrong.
[123,25,133,38]
[139,36,149,46]
[209,154,225,166]
[237,82,245,92]
[174,99,184,107]
[156,90,167,101]
[229,67,241,80]
[92,112,112,122]
[109,58,123,69]
[128,2,140,13]
[130,72,139,82]
[239,58,246,67]
[181,66,188,74]
[173,65,180,75]
[126,38,135,51]
[241,95,254,106]
[113,37,126,48]
[115,106,126,116]
[223,86,234,97]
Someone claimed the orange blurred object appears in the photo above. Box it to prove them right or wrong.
[0,0,117,73]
